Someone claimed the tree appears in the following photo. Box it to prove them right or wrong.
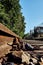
[0,0,25,37]
[23,33,29,39]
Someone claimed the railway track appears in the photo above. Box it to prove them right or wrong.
[0,39,43,58]
[22,40,43,56]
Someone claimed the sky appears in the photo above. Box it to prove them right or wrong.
[20,0,43,33]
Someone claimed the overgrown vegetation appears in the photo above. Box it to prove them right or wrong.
[0,0,25,37]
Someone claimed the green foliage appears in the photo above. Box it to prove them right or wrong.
[23,33,29,39]
[0,0,25,37]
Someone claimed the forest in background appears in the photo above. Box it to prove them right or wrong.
[0,0,25,38]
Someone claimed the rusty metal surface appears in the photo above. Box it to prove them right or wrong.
[0,23,19,38]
